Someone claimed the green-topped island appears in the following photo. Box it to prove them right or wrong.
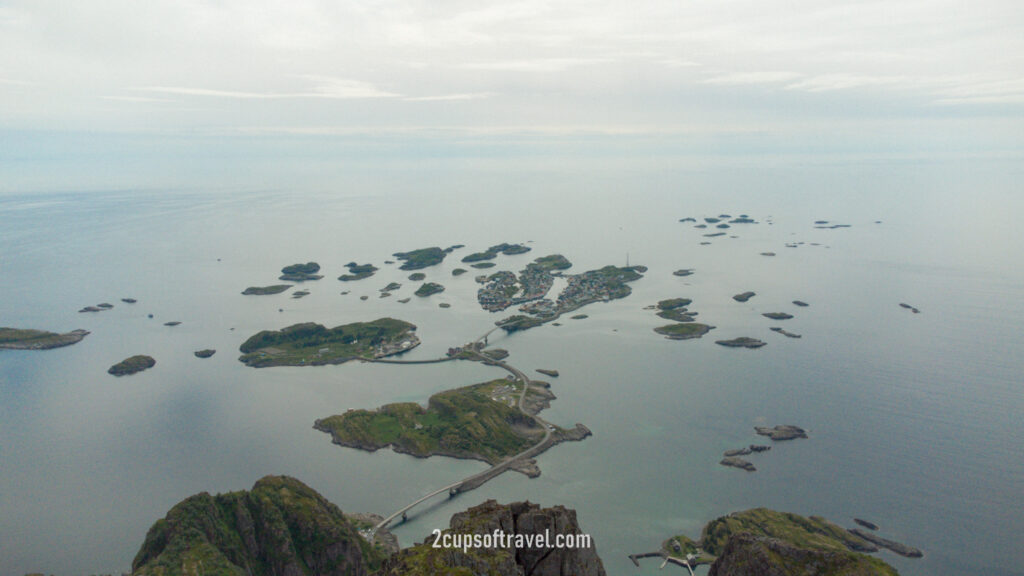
[238,318,420,367]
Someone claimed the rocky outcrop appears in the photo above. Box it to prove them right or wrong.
[243,284,292,295]
[849,528,923,558]
[716,337,766,348]
[707,532,898,576]
[720,457,756,471]
[132,476,383,576]
[380,500,606,576]
[754,425,807,441]
[899,303,920,314]
[854,518,879,531]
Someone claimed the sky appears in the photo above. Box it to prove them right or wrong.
[2,0,1023,190]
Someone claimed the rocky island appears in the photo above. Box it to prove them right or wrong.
[278,262,323,282]
[657,297,692,310]
[193,349,215,358]
[719,456,756,471]
[238,318,420,367]
[338,262,378,281]
[770,326,802,338]
[762,312,794,320]
[413,282,445,297]
[314,378,582,468]
[716,337,767,348]
[656,307,698,322]
[632,508,898,575]
[108,355,156,376]
[461,242,531,262]
[242,284,292,295]
[392,246,456,270]
[732,291,756,302]
[0,327,89,350]
[655,323,713,340]
[755,424,808,440]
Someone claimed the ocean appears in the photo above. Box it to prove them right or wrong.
[1,159,1022,575]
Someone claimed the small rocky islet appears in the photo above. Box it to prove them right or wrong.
[242,284,292,295]
[108,355,156,376]
[715,337,766,348]
[461,242,531,262]
[278,261,323,282]
[655,323,713,340]
[414,282,445,297]
[337,262,378,281]
[755,424,808,441]
[732,291,756,302]
[770,326,802,338]
[392,245,458,270]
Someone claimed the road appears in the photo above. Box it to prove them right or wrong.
[372,326,553,533]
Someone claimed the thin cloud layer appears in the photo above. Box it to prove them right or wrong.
[0,0,1021,138]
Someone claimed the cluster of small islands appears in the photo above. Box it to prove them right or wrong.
[5,217,925,576]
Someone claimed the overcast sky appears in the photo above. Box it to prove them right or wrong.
[2,0,1022,154]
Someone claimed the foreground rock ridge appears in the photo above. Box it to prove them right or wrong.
[131,480,606,576]
[130,478,913,576]
[131,476,384,576]
[379,499,607,576]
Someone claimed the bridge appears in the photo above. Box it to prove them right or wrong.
[371,325,553,533]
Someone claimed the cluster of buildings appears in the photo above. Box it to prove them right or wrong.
[554,271,623,311]
[373,333,421,358]
[477,267,554,312]
[518,299,557,317]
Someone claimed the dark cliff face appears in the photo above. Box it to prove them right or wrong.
[132,475,384,576]
[379,500,607,576]
[706,533,899,576]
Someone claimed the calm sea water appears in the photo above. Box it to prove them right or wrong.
[1,161,1022,576]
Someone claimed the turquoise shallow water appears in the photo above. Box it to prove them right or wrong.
[1,162,1022,575]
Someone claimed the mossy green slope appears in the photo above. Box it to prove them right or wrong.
[702,509,875,556]
[132,475,384,576]
[701,508,897,576]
